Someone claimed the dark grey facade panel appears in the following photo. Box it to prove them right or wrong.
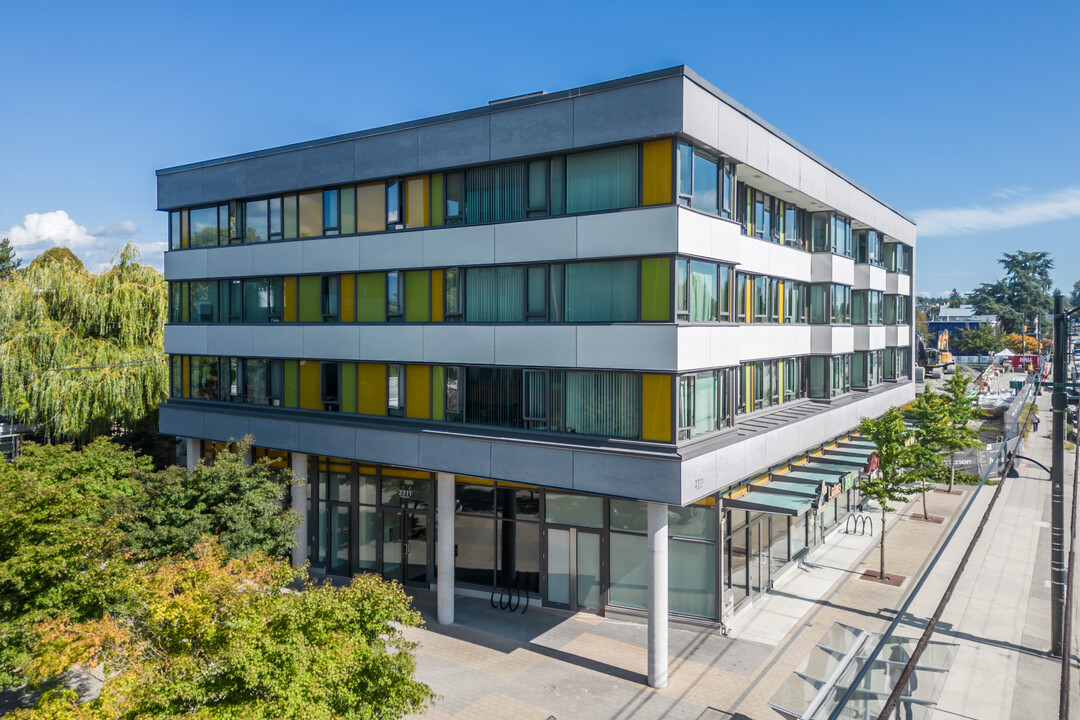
[572,78,682,148]
[204,411,251,443]
[159,404,208,439]
[352,426,422,467]
[417,114,491,169]
[245,152,299,198]
[298,141,356,189]
[417,433,493,477]
[298,422,360,460]
[353,130,419,181]
[490,442,575,490]
[489,100,574,161]
[572,451,681,505]
[200,161,247,205]
[247,414,301,450]
[157,169,202,210]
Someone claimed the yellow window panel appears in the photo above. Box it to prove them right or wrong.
[283,277,298,322]
[383,466,433,479]
[405,175,429,228]
[642,139,673,205]
[641,374,672,442]
[298,191,322,238]
[405,365,431,419]
[430,270,444,322]
[356,182,385,232]
[340,274,356,323]
[298,360,321,410]
[357,363,387,415]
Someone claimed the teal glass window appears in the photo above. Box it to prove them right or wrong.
[465,266,524,322]
[465,162,526,224]
[323,189,339,235]
[564,370,639,438]
[566,145,639,214]
[189,206,219,248]
[565,259,638,322]
[245,200,267,243]
[688,260,717,322]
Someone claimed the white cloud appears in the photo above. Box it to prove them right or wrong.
[913,186,1080,237]
[7,210,95,248]
[89,220,139,237]
[5,211,162,273]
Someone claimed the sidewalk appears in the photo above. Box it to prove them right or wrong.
[401,391,1079,719]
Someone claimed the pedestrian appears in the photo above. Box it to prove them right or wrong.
[887,643,918,720]
[1033,413,1040,432]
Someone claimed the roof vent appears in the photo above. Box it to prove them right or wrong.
[489,90,546,105]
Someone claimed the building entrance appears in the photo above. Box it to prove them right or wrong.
[381,510,431,587]
[545,527,604,613]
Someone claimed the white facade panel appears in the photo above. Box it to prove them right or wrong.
[677,207,721,261]
[810,253,856,285]
[737,325,774,362]
[766,134,801,191]
[302,236,361,275]
[886,325,912,348]
[422,325,496,365]
[423,224,495,268]
[886,272,912,296]
[854,264,887,291]
[206,325,253,358]
[164,325,209,355]
[359,326,424,362]
[251,325,305,358]
[576,325,676,371]
[357,232,424,273]
[494,216,577,264]
[767,325,811,358]
[494,326,577,367]
[303,325,361,360]
[207,245,253,277]
[811,325,855,355]
[676,326,713,371]
[745,123,770,176]
[854,326,888,351]
[252,241,303,277]
[707,326,742,369]
[165,248,209,280]
[682,80,720,151]
[713,92,750,163]
[576,206,677,259]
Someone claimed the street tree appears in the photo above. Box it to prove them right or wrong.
[941,373,981,492]
[0,243,167,442]
[1069,280,1080,309]
[124,436,301,562]
[909,391,949,520]
[13,544,435,720]
[858,407,915,580]
[954,324,1006,355]
[969,250,1054,334]
[0,238,21,279]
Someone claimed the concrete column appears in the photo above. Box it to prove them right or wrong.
[291,453,309,569]
[647,502,669,688]
[437,472,456,625]
[185,438,200,471]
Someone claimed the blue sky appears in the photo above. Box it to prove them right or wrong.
[1,0,1077,296]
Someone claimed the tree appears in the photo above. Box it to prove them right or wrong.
[124,436,301,562]
[909,392,949,519]
[0,439,301,689]
[858,407,915,580]
[941,373,981,492]
[969,250,1054,334]
[28,247,85,272]
[13,543,435,720]
[0,243,167,442]
[0,440,149,687]
[1003,332,1047,354]
[915,309,929,337]
[953,323,1006,355]
[0,238,22,279]
[1069,280,1080,310]
[947,288,963,308]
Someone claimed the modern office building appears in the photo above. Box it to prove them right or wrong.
[158,66,915,686]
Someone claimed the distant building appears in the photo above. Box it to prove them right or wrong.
[928,305,999,353]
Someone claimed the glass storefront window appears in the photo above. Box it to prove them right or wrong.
[545,493,603,528]
[609,498,647,533]
[609,532,648,609]
[670,539,716,618]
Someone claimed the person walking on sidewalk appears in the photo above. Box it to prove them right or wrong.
[1032,413,1040,433]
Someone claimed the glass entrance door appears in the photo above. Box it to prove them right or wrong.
[381,510,432,587]
[545,527,603,612]
[750,520,771,597]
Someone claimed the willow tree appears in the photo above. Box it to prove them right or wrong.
[0,243,167,442]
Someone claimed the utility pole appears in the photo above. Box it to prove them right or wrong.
[1050,293,1068,656]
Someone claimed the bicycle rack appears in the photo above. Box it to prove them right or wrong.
[844,514,874,536]
[489,571,533,614]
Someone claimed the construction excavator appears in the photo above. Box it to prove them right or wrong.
[917,329,954,378]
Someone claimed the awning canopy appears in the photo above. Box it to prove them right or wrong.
[802,461,861,475]
[724,490,814,517]
[758,480,819,498]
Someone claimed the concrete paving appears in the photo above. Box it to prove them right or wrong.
[402,388,1079,720]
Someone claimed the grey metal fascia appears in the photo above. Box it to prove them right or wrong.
[156,66,691,177]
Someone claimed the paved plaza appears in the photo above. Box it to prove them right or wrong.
[403,387,1079,719]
